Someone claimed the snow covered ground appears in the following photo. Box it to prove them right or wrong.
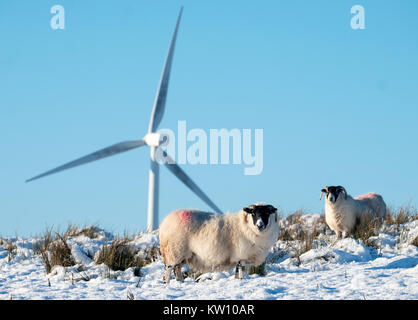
[1,214,417,300]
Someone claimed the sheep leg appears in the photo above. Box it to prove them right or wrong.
[174,265,184,282]
[163,265,173,284]
[235,261,244,279]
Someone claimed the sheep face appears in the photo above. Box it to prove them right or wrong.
[320,186,347,204]
[243,204,278,232]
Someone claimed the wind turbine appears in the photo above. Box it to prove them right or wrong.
[26,7,222,232]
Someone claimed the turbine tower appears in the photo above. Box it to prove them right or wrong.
[26,7,222,232]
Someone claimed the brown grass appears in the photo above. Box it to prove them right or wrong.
[142,245,160,265]
[248,262,266,276]
[35,228,75,274]
[63,224,101,239]
[32,225,160,274]
[33,228,54,273]
[95,238,144,272]
[312,215,326,238]
[292,235,316,266]
[6,241,17,262]
[411,236,418,247]
[0,237,18,262]
[50,233,75,268]
[386,205,418,226]
[352,214,381,245]
[276,211,327,266]
[278,211,304,241]
[278,229,293,241]
[278,211,325,242]
[184,270,202,281]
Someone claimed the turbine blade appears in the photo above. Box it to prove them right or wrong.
[163,153,223,214]
[148,7,183,133]
[26,140,146,182]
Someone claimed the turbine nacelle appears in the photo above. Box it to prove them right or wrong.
[144,133,168,148]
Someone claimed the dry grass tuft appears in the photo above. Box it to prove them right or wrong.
[278,211,326,242]
[36,230,54,274]
[63,224,101,239]
[184,269,203,281]
[276,211,328,266]
[50,233,75,268]
[248,262,267,276]
[96,238,144,272]
[411,236,418,247]
[142,245,160,265]
[386,205,418,226]
[6,241,17,262]
[352,214,381,246]
[34,228,75,274]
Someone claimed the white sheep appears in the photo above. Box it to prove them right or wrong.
[158,203,279,283]
[320,186,387,239]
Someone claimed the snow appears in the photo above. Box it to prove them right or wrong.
[0,217,417,300]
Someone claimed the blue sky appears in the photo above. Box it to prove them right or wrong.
[1,0,417,236]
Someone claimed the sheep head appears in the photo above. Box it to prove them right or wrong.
[243,204,278,231]
[320,186,347,203]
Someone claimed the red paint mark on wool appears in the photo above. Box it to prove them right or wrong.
[355,193,378,200]
[179,210,192,222]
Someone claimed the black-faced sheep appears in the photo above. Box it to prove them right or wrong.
[159,203,279,283]
[320,185,387,239]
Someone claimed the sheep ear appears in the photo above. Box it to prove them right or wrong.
[243,207,254,214]
[337,186,347,198]
[320,189,326,200]
[266,205,277,213]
